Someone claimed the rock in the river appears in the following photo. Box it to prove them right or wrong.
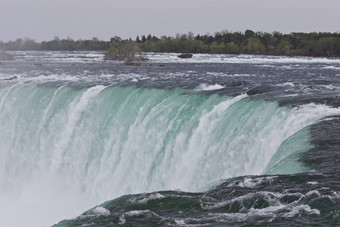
[177,53,193,59]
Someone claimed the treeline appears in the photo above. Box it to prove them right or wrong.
[137,30,340,57]
[0,37,110,51]
[1,30,340,57]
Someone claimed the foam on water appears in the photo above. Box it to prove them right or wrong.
[137,193,166,204]
[196,83,225,91]
[90,207,111,216]
[146,52,340,64]
[7,51,340,66]
[201,190,324,219]
[323,66,340,70]
[275,82,295,87]
[10,51,105,63]
[226,176,277,188]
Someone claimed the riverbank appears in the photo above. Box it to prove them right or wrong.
[1,30,340,58]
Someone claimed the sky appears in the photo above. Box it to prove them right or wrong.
[0,0,339,42]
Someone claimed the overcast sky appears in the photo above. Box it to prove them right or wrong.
[0,0,339,41]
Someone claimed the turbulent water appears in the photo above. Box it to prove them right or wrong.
[0,52,340,226]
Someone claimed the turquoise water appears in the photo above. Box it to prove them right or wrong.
[1,85,336,194]
[0,84,339,226]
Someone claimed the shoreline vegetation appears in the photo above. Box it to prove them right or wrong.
[1,30,340,60]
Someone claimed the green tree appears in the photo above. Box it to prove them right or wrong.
[226,42,240,54]
[311,38,336,56]
[245,29,255,39]
[210,41,225,53]
[141,35,147,43]
[136,36,141,43]
[245,37,265,54]
[262,33,276,52]
[275,40,291,55]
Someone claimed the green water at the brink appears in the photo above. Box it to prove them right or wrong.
[1,84,340,226]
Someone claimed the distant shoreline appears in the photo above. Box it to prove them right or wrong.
[1,30,340,58]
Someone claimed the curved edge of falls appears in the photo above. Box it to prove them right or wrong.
[1,85,340,227]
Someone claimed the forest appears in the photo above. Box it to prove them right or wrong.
[1,30,340,57]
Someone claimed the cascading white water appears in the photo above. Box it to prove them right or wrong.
[0,84,339,227]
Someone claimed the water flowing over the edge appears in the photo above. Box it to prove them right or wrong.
[1,85,340,227]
